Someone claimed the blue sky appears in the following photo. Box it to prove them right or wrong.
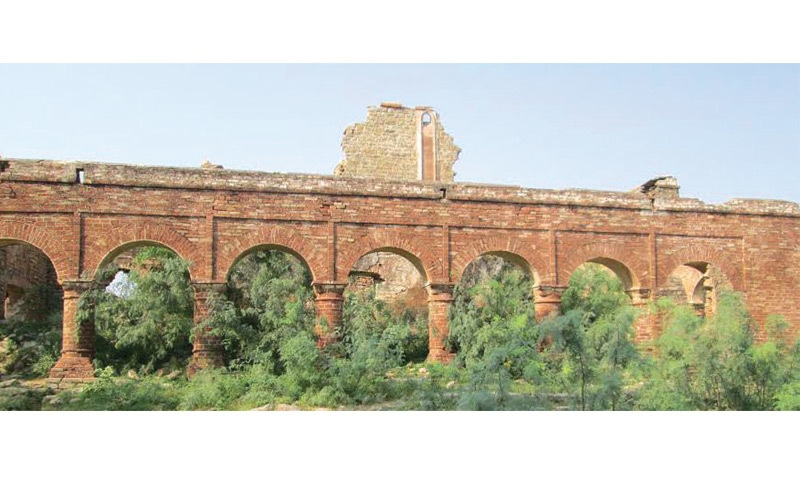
[1,64,798,204]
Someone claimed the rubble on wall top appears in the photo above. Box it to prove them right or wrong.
[635,176,680,198]
[2,158,798,217]
[379,101,403,109]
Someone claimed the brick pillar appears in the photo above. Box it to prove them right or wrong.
[628,288,654,342]
[426,283,455,363]
[533,285,566,320]
[188,282,226,375]
[50,280,95,379]
[313,282,347,348]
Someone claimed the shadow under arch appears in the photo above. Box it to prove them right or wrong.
[0,221,73,283]
[456,250,541,287]
[216,224,326,283]
[0,240,63,323]
[658,244,743,292]
[93,240,196,283]
[579,256,639,293]
[222,243,316,285]
[345,246,429,286]
[662,261,736,317]
[84,221,202,282]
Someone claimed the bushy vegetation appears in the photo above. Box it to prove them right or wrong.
[194,250,428,408]
[444,262,641,410]
[3,249,799,411]
[636,295,800,410]
[77,247,195,374]
[0,284,63,378]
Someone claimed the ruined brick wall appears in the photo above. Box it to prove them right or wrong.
[0,243,59,319]
[0,244,58,288]
[351,251,426,306]
[334,103,460,182]
[1,157,799,345]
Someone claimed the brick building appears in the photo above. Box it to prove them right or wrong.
[0,103,798,379]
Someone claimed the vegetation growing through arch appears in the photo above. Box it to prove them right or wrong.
[76,246,195,374]
[3,247,800,411]
[0,243,63,380]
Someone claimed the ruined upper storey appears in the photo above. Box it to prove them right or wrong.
[334,102,461,182]
[1,158,798,217]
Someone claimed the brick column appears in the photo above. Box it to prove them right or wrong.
[426,283,455,363]
[188,282,226,375]
[628,288,655,342]
[50,280,95,379]
[313,282,347,348]
[533,285,566,320]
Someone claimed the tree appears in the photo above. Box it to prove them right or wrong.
[636,292,799,410]
[539,264,640,410]
[78,247,194,373]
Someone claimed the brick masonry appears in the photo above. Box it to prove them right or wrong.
[1,105,798,377]
[335,102,460,182]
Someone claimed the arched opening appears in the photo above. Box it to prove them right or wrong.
[562,261,633,319]
[662,262,735,317]
[344,248,430,364]
[0,241,63,378]
[83,243,195,374]
[448,252,536,366]
[213,246,316,369]
[419,111,436,181]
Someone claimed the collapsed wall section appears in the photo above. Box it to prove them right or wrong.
[334,102,460,182]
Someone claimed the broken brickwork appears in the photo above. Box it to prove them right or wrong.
[1,104,798,379]
[334,102,460,182]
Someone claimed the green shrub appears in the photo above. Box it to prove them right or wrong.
[54,368,182,411]
[79,247,194,374]
[636,293,799,410]
[0,285,63,378]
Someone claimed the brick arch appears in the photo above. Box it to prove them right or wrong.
[0,220,73,282]
[84,221,203,281]
[451,235,549,285]
[659,244,743,291]
[337,230,444,283]
[217,224,326,282]
[561,242,646,291]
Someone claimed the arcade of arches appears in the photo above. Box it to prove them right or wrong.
[2,157,798,380]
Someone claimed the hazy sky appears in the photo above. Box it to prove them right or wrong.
[1,64,798,205]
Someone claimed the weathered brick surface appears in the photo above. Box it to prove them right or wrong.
[187,282,226,375]
[49,281,94,378]
[0,243,59,319]
[335,103,460,182]
[1,153,799,374]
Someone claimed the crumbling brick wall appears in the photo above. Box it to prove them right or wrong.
[0,244,59,319]
[334,102,460,182]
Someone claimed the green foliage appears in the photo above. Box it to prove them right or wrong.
[446,261,640,410]
[78,247,194,373]
[201,250,315,370]
[413,362,461,411]
[637,293,800,410]
[446,259,551,409]
[539,264,640,410]
[177,365,282,410]
[0,284,63,378]
[52,367,182,411]
[13,246,796,411]
[201,249,429,407]
[448,262,539,372]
